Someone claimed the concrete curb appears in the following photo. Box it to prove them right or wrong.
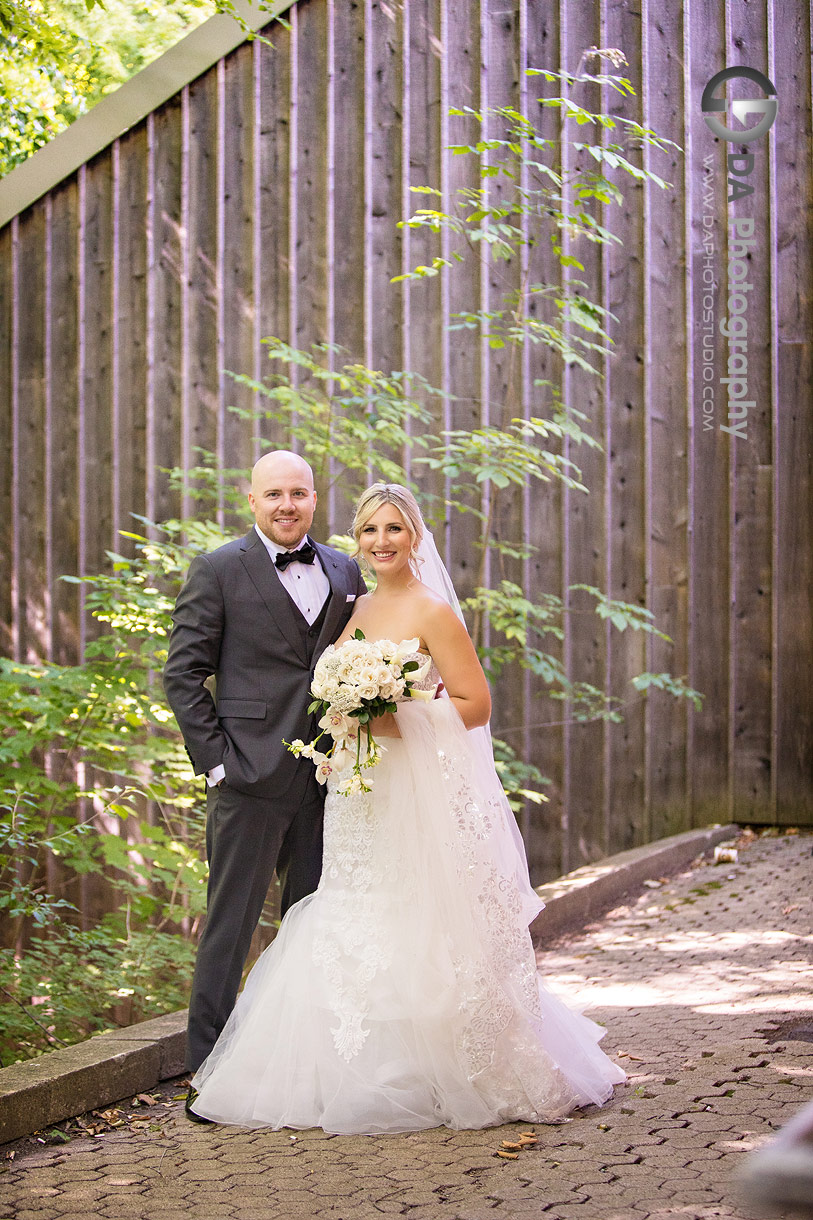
[530,821,739,941]
[0,1011,187,1145]
[0,822,739,1144]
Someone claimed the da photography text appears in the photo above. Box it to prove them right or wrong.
[699,67,777,440]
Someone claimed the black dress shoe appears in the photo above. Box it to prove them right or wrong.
[185,1086,216,1124]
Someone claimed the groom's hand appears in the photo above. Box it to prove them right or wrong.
[206,763,226,787]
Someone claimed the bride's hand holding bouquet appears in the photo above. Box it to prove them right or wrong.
[285,629,435,796]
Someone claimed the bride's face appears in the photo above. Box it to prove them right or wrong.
[358,505,413,577]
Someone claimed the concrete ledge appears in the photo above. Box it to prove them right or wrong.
[0,824,738,1144]
[530,822,739,942]
[0,1010,187,1144]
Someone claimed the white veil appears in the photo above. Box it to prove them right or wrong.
[414,529,544,922]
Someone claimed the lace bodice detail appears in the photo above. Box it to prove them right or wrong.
[315,646,436,1062]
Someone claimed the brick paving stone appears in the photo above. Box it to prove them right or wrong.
[495,1201,566,1217]
[537,1207,593,1219]
[1,831,811,1220]
[454,1210,517,1220]
[27,1214,96,1220]
[5,1212,58,1220]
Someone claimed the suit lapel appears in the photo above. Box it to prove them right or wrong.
[312,540,349,658]
[239,530,308,664]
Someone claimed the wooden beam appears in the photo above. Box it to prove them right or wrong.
[0,0,294,230]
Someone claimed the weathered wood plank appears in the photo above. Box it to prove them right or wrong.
[221,42,258,505]
[44,189,82,913]
[330,0,365,358]
[685,0,731,828]
[773,2,813,824]
[289,0,330,536]
[402,0,443,491]
[150,98,184,525]
[115,127,149,549]
[521,1,566,883]
[643,2,690,840]
[293,0,329,356]
[367,0,405,381]
[482,0,529,860]
[443,0,483,609]
[184,70,220,511]
[560,3,606,871]
[604,0,647,853]
[16,203,48,662]
[80,156,115,602]
[78,155,118,927]
[256,19,292,454]
[0,224,13,657]
[327,0,366,529]
[725,2,775,823]
[47,181,81,664]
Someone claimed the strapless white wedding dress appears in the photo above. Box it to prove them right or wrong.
[191,649,625,1132]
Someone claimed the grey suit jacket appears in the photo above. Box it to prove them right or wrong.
[163,529,367,798]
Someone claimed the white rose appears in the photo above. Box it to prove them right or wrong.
[322,677,344,701]
[374,639,398,660]
[376,673,401,699]
[313,648,337,678]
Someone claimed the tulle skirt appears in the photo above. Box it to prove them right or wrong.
[191,700,625,1132]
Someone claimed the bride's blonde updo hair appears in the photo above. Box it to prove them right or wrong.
[351,483,424,575]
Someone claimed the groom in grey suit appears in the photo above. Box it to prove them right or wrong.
[163,451,366,1091]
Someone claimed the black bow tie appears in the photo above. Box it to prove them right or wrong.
[275,542,316,571]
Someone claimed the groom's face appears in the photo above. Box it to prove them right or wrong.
[249,458,317,549]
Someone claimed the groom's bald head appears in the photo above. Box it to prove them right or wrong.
[249,450,317,548]
[251,450,314,493]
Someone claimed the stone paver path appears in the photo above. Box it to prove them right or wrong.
[1,830,811,1220]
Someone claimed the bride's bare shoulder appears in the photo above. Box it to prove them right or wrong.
[410,583,451,615]
[411,585,464,634]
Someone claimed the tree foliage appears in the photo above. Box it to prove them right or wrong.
[0,520,222,1063]
[0,0,285,176]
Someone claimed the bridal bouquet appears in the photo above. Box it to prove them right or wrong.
[285,630,434,795]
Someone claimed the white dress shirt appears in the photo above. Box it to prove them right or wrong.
[252,524,331,624]
[206,526,331,787]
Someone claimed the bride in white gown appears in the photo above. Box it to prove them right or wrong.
[190,484,625,1132]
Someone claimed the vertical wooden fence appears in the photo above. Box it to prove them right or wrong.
[1,0,811,892]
